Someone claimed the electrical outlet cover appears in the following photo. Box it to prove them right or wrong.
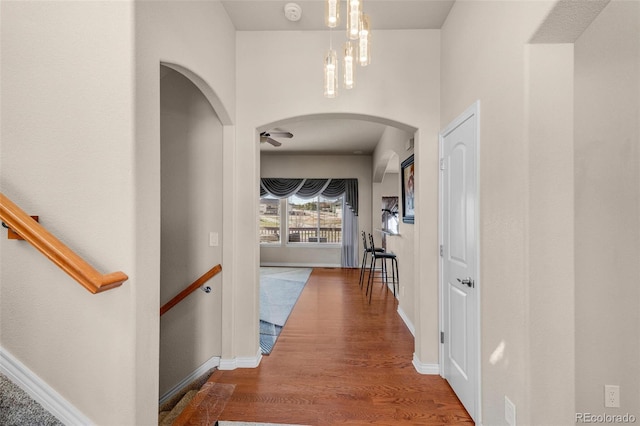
[505,396,516,426]
[604,385,620,408]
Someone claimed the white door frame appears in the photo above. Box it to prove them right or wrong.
[438,100,482,423]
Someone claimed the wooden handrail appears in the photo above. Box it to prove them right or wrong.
[160,264,222,316]
[0,193,128,294]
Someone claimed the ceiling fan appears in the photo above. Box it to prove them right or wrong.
[260,130,293,147]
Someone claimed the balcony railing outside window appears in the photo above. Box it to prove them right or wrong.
[287,195,342,244]
[260,195,343,245]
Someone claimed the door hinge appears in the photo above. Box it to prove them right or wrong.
[440,159,445,170]
[439,245,444,257]
[440,331,445,344]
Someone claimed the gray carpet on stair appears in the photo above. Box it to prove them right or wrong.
[0,373,62,426]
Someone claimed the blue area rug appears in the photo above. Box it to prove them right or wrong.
[260,267,312,355]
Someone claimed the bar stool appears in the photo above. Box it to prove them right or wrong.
[366,233,399,303]
[359,230,384,289]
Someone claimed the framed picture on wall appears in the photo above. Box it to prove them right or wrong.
[401,154,415,224]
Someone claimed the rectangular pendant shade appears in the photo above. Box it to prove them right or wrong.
[323,0,371,97]
[325,0,340,28]
[346,0,360,40]
[324,49,338,98]
[343,41,355,89]
[358,14,371,66]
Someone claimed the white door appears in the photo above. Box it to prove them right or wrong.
[440,102,479,422]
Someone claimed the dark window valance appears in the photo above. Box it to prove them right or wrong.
[260,178,304,197]
[260,178,358,216]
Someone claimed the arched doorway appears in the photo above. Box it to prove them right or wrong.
[158,65,224,399]
[257,114,417,351]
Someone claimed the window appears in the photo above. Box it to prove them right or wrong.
[287,195,342,244]
[259,196,281,243]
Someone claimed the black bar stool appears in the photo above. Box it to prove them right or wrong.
[366,233,399,303]
[359,230,384,289]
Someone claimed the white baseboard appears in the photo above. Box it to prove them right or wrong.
[412,353,440,375]
[260,262,341,268]
[219,349,262,370]
[396,306,415,336]
[159,356,221,405]
[0,346,93,426]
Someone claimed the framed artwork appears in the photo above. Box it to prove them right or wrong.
[401,154,415,224]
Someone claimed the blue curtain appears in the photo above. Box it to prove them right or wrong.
[341,198,358,267]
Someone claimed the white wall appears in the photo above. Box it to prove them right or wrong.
[0,2,138,424]
[159,69,224,395]
[526,43,575,425]
[0,1,236,424]
[441,1,561,424]
[380,172,399,199]
[236,29,440,363]
[442,1,640,423]
[260,154,372,268]
[134,1,235,419]
[372,127,417,333]
[379,171,400,252]
[574,0,640,417]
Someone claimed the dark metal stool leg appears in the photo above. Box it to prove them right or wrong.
[367,256,377,303]
[359,249,368,289]
[394,258,399,298]
[391,258,397,298]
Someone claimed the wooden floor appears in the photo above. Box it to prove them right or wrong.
[215,267,473,425]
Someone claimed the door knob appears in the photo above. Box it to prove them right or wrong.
[457,277,474,288]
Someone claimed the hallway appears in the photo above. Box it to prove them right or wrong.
[214,268,472,425]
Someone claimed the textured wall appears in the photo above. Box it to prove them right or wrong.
[526,43,576,425]
[441,1,557,423]
[372,127,417,334]
[575,0,640,418]
[133,2,235,419]
[0,2,137,424]
[0,1,237,424]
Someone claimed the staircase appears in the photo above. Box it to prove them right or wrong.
[159,369,235,425]
[0,372,63,426]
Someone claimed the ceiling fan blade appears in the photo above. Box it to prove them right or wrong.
[267,131,293,138]
[261,136,282,146]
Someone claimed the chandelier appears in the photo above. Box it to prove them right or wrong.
[324,0,371,98]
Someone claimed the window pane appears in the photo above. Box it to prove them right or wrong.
[288,195,317,242]
[260,197,280,243]
[319,196,342,243]
[287,195,343,244]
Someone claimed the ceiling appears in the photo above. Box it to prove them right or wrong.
[221,0,455,32]
[222,0,454,155]
[260,119,389,155]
